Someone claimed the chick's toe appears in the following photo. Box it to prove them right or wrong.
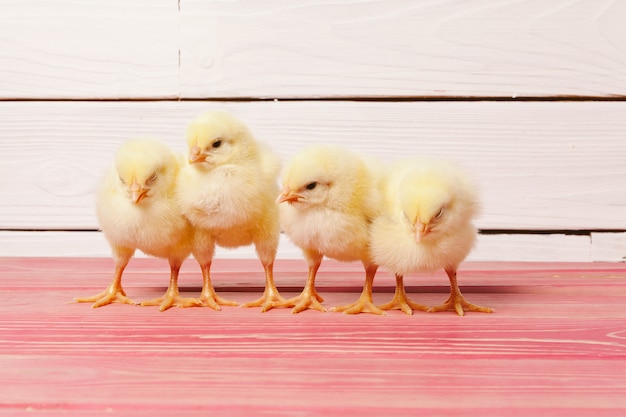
[379,295,428,316]
[332,296,386,315]
[140,291,202,312]
[428,270,494,316]
[241,287,290,312]
[75,284,135,308]
[427,292,494,316]
[378,275,429,315]
[285,288,326,314]
[199,290,239,311]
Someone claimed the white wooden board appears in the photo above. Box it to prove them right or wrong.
[2,1,624,262]
[0,100,625,230]
[0,0,179,99]
[0,231,614,262]
[591,233,626,262]
[173,0,626,98]
[2,1,626,99]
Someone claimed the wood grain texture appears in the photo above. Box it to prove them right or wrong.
[1,257,626,415]
[0,100,624,230]
[1,1,625,99]
[179,0,626,98]
[0,0,179,99]
[0,230,603,262]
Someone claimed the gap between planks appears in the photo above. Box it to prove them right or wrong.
[2,95,626,102]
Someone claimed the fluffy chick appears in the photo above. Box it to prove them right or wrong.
[76,138,198,311]
[370,159,494,316]
[277,145,385,314]
[177,110,286,311]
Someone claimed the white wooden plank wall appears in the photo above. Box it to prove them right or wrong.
[0,0,624,262]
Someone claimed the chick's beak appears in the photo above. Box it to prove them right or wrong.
[129,182,148,204]
[276,187,302,204]
[189,146,206,164]
[414,222,429,243]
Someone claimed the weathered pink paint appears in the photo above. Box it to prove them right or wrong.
[1,257,625,415]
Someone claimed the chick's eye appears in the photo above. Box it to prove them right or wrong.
[435,207,445,220]
[212,139,222,148]
[119,176,126,185]
[305,182,317,190]
[146,172,158,185]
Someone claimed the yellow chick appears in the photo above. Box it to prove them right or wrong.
[76,138,198,311]
[277,145,385,314]
[177,110,287,311]
[370,158,494,316]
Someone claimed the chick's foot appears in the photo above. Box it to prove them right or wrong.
[331,294,386,315]
[332,267,385,315]
[199,289,239,311]
[242,287,290,313]
[378,274,429,315]
[379,293,429,316]
[140,288,202,312]
[282,288,326,314]
[428,292,494,316]
[75,285,135,308]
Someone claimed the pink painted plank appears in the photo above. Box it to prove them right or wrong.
[1,258,626,416]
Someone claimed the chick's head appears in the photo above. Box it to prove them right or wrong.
[114,138,178,204]
[186,110,257,169]
[398,168,478,243]
[277,145,368,212]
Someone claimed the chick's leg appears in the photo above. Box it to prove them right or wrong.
[193,234,238,310]
[378,274,429,315]
[331,263,385,315]
[279,253,326,314]
[428,268,494,316]
[242,262,290,312]
[198,262,239,310]
[140,259,201,311]
[242,236,289,312]
[75,250,135,307]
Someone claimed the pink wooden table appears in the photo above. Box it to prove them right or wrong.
[1,257,625,416]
